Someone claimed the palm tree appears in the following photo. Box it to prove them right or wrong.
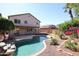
[64,3,74,20]
[73,4,79,18]
[65,3,79,20]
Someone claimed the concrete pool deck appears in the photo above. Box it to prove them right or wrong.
[38,40,71,56]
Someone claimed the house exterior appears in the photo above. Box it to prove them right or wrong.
[40,25,57,34]
[8,13,40,35]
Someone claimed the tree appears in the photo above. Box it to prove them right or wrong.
[73,4,79,17]
[0,13,2,17]
[0,17,15,34]
[64,3,79,20]
[65,3,74,20]
[58,18,79,31]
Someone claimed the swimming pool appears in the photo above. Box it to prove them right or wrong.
[15,36,47,56]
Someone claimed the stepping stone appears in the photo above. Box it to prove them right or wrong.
[65,52,73,56]
[63,50,74,56]
[57,49,62,51]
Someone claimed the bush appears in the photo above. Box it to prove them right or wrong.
[0,17,15,33]
[50,37,58,45]
[58,22,68,31]
[58,18,79,31]
[0,17,15,42]
[64,39,71,48]
[64,39,78,51]
[70,31,78,39]
[76,42,79,51]
[60,33,68,40]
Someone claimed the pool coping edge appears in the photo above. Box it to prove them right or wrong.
[32,40,47,56]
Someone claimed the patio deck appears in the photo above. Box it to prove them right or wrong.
[38,39,79,56]
[38,40,69,56]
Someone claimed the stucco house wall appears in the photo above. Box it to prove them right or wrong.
[8,13,40,27]
[8,13,40,34]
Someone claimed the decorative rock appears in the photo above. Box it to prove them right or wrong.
[65,51,73,56]
[6,44,11,48]
[3,46,9,50]
[6,49,15,54]
[0,42,5,47]
[11,45,16,49]
[57,49,62,51]
[47,35,51,39]
[3,44,11,50]
[0,39,16,56]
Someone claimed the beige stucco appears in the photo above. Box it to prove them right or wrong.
[8,13,40,34]
[8,13,40,27]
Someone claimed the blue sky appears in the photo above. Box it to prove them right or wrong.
[0,3,71,26]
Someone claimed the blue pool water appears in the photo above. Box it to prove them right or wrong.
[15,36,47,56]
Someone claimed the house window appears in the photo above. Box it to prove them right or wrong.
[27,28,32,32]
[24,20,27,24]
[14,19,21,24]
[36,22,39,25]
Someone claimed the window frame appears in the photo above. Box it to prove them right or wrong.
[14,19,21,24]
[24,20,28,24]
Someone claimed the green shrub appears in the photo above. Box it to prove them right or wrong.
[64,39,71,48]
[70,32,78,39]
[58,22,68,31]
[58,18,79,31]
[50,37,58,45]
[70,43,77,51]
[0,17,15,33]
[64,39,77,51]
